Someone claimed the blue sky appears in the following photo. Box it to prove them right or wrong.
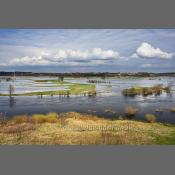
[0,29,175,72]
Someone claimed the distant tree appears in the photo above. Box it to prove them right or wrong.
[9,96,15,108]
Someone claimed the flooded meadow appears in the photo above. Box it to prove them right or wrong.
[0,76,175,123]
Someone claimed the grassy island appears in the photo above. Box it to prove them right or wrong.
[122,85,172,97]
[0,80,96,96]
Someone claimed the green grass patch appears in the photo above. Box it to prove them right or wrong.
[0,80,96,96]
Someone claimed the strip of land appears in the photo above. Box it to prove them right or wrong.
[1,71,175,77]
[0,112,175,145]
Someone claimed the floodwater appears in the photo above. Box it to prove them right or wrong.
[0,76,175,123]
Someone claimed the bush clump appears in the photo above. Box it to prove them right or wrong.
[122,85,167,97]
[124,106,138,117]
[145,114,156,123]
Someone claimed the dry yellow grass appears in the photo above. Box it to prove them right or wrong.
[0,112,175,145]
[31,113,59,124]
[12,115,30,124]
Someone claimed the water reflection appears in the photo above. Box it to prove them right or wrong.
[9,97,16,108]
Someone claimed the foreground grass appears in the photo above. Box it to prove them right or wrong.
[0,112,175,145]
[0,80,96,96]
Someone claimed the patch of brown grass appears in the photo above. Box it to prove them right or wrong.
[64,112,101,121]
[12,112,59,124]
[0,123,35,134]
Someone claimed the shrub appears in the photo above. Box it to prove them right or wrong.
[145,114,156,123]
[122,87,141,97]
[124,106,138,117]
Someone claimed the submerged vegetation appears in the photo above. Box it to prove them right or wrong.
[122,84,172,97]
[1,112,175,145]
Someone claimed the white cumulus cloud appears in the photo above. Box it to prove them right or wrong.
[133,42,174,59]
[9,48,120,66]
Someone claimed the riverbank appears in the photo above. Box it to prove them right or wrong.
[0,112,175,145]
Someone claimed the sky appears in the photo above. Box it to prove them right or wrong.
[0,29,175,73]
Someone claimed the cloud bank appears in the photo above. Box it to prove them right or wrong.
[9,48,120,66]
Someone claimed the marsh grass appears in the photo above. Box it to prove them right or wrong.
[145,114,157,123]
[31,113,59,124]
[12,115,30,124]
[0,112,175,145]
[0,113,7,125]
[122,84,172,97]
[12,112,59,124]
[124,106,138,117]
[0,123,35,134]
[100,131,125,144]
